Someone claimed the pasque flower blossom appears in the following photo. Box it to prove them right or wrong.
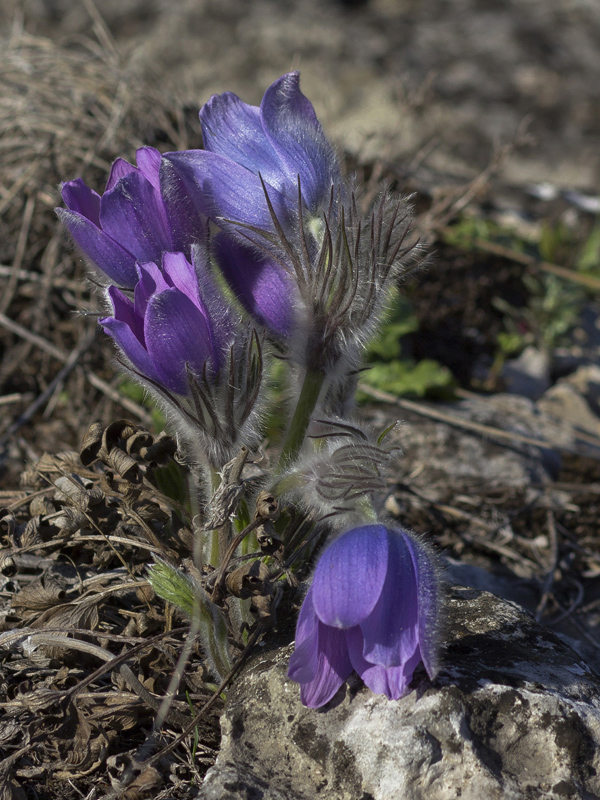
[100,250,232,395]
[287,524,440,708]
[58,147,198,288]
[163,73,417,375]
[162,71,339,338]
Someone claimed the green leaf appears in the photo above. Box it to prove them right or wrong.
[150,459,188,507]
[147,558,232,679]
[358,359,454,399]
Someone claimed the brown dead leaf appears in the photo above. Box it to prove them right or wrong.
[31,598,100,630]
[0,778,27,800]
[11,578,66,611]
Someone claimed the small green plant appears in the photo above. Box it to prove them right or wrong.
[358,289,454,399]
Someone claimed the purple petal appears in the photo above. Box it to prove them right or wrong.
[164,150,289,231]
[161,252,202,308]
[135,147,162,191]
[287,586,320,684]
[161,252,221,366]
[144,288,216,392]
[312,525,389,629]
[190,245,237,342]
[405,531,441,680]
[159,157,210,253]
[359,529,419,669]
[346,626,421,700]
[200,92,286,194]
[260,72,339,210]
[297,622,353,709]
[105,158,137,192]
[100,316,162,386]
[61,179,101,225]
[214,234,295,337]
[100,171,171,263]
[134,261,170,321]
[56,208,138,287]
[107,286,144,344]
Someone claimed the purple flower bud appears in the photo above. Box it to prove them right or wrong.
[57,147,203,288]
[100,251,232,395]
[287,524,441,708]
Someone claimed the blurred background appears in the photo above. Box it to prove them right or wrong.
[1,0,600,482]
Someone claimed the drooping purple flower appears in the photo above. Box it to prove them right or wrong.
[58,147,201,288]
[100,250,232,395]
[287,524,440,708]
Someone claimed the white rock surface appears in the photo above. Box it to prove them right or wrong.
[200,588,600,800]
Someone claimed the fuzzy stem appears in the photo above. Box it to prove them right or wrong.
[277,369,325,472]
[208,469,230,567]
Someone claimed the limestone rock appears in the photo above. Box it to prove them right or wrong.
[200,588,600,800]
[502,345,551,400]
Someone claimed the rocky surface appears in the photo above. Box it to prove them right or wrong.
[200,587,600,800]
[376,391,587,508]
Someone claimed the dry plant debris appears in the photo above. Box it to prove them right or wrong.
[0,421,226,798]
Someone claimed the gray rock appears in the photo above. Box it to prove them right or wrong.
[538,383,600,438]
[502,346,551,400]
[200,588,600,800]
[370,393,578,507]
[537,365,600,439]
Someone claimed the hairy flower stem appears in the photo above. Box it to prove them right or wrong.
[208,469,230,566]
[277,369,326,472]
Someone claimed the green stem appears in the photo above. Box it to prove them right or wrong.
[208,469,226,567]
[276,369,325,473]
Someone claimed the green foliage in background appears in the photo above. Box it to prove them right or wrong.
[359,289,455,399]
[118,378,166,431]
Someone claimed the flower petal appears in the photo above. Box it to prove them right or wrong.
[287,586,320,684]
[106,286,144,344]
[346,626,421,700]
[159,157,210,253]
[188,245,237,341]
[135,147,162,191]
[100,171,171,263]
[161,252,203,309]
[200,92,285,194]
[134,261,170,322]
[312,524,389,629]
[260,72,339,211]
[105,158,137,192]
[56,208,139,287]
[359,529,419,669]
[144,288,216,392]
[214,234,295,337]
[100,316,162,386]
[297,621,353,709]
[405,532,441,680]
[164,150,289,231]
[61,179,101,225]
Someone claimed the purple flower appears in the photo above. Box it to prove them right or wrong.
[163,74,416,384]
[287,524,440,708]
[58,147,200,288]
[162,72,341,338]
[100,250,232,395]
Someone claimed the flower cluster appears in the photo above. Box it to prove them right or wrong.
[58,72,440,705]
